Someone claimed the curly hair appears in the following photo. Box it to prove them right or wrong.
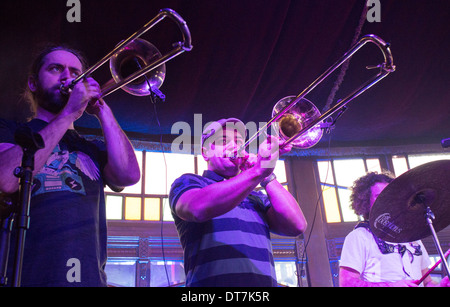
[350,171,395,220]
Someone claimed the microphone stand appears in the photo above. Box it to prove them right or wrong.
[7,126,44,287]
[0,194,16,286]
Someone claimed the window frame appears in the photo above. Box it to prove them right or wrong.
[316,156,382,224]
[317,152,450,225]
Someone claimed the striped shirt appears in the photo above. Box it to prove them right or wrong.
[169,170,277,287]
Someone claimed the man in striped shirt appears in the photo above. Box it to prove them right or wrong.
[169,118,307,287]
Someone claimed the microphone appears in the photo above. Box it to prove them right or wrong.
[441,138,450,148]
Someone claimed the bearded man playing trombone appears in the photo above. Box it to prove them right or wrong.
[0,44,140,286]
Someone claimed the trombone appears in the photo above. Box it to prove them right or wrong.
[243,34,395,152]
[60,8,192,98]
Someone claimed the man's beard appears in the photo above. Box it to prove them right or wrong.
[34,83,69,114]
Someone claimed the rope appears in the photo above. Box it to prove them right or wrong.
[322,1,369,112]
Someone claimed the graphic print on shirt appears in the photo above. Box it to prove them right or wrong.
[32,144,100,197]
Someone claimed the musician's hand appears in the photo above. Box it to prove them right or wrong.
[238,153,257,171]
[256,135,280,177]
[440,276,450,287]
[85,97,106,116]
[279,141,292,156]
[63,77,101,120]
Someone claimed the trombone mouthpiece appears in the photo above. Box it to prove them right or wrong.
[227,150,238,159]
[60,81,77,96]
[60,84,71,96]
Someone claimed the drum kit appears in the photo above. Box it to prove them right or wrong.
[370,159,450,285]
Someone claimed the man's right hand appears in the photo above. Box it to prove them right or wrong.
[255,135,280,178]
[61,77,101,120]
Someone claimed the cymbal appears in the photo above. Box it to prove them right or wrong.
[370,160,450,243]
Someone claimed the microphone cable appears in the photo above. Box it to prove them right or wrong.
[139,62,171,286]
[298,131,332,286]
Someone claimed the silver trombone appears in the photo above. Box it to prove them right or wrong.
[60,8,193,98]
[243,34,395,152]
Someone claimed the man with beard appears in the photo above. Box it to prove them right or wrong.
[0,45,140,286]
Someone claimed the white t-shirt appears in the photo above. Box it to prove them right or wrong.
[340,227,431,283]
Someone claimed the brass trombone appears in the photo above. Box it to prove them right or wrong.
[60,8,192,98]
[243,34,395,151]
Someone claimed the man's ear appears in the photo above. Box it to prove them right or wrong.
[201,146,210,161]
[28,76,37,92]
[202,141,218,161]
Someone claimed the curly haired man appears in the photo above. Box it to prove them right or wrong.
[339,172,449,287]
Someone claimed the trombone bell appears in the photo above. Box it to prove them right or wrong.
[109,38,166,96]
[272,96,324,149]
[240,34,394,154]
[60,8,192,99]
